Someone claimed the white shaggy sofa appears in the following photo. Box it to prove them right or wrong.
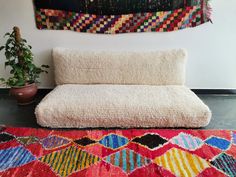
[35,48,211,128]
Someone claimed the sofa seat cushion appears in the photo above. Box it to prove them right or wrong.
[35,84,211,128]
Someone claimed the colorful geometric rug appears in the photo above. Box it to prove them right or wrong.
[33,0,211,34]
[0,127,235,177]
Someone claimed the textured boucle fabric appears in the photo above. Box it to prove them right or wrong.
[35,84,211,128]
[53,48,187,85]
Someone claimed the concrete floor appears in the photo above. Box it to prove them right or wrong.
[0,92,235,129]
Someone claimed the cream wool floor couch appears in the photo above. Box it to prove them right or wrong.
[35,48,211,128]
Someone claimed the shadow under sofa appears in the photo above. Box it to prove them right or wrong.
[35,48,211,128]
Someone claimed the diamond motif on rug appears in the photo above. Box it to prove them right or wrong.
[74,137,96,146]
[205,136,231,150]
[233,132,236,145]
[170,132,203,151]
[132,133,167,150]
[17,136,39,146]
[0,126,6,132]
[41,135,70,149]
[0,132,15,143]
[210,153,236,177]
[104,148,151,174]
[154,148,210,177]
[99,134,129,149]
[0,146,36,171]
[40,145,100,177]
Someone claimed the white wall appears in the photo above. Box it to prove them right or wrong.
[0,0,236,89]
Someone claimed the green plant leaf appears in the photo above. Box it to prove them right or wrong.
[0,46,4,51]
[4,32,10,37]
[15,79,25,86]
[5,52,12,59]
[10,69,15,74]
[0,78,5,82]
[4,61,10,66]
[41,64,50,68]
[28,63,35,71]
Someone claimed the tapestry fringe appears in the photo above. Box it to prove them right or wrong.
[206,0,212,23]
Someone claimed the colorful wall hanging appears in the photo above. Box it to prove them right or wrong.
[33,0,212,34]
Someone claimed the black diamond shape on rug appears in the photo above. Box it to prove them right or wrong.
[132,133,167,149]
[0,126,6,132]
[210,153,236,176]
[74,137,96,146]
[0,132,15,143]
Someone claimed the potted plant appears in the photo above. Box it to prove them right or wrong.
[0,26,49,105]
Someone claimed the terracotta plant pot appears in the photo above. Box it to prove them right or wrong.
[9,83,38,105]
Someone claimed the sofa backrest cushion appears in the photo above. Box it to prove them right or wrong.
[53,48,187,85]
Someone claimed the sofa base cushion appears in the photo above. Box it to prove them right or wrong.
[35,84,211,128]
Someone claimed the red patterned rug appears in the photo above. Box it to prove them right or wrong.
[0,127,235,177]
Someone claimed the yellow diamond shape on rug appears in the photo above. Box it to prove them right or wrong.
[40,145,100,177]
[154,148,210,177]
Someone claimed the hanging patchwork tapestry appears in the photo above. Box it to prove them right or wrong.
[33,0,212,34]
